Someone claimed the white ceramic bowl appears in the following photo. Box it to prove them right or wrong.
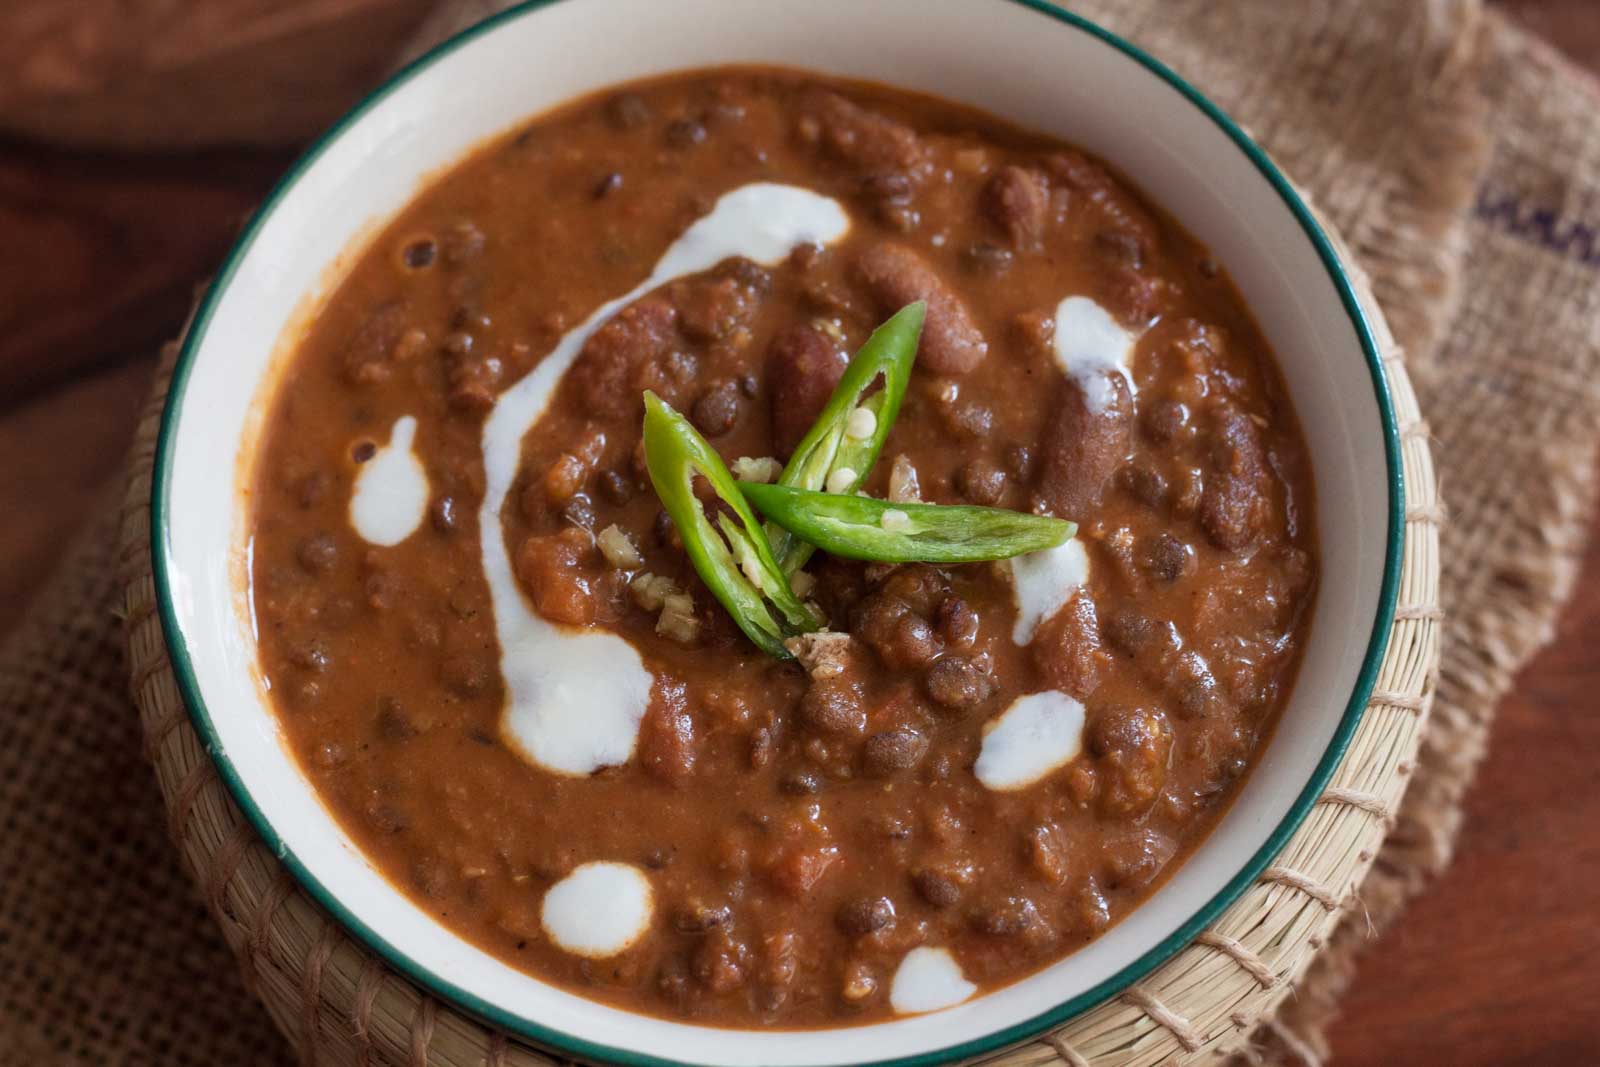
[153,1,1402,1063]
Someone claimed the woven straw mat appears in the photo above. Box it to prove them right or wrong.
[7,0,1600,1064]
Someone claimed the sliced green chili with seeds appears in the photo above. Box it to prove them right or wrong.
[769,301,926,573]
[642,392,820,658]
[739,482,1076,563]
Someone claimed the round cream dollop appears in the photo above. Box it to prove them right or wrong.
[974,690,1087,791]
[349,416,428,546]
[540,862,654,958]
[890,947,977,1014]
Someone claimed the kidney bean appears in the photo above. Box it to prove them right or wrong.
[1031,373,1134,521]
[980,165,1050,250]
[767,323,847,457]
[800,89,927,178]
[1200,401,1274,551]
[1032,593,1105,700]
[570,298,679,419]
[639,683,698,785]
[691,379,744,437]
[1087,706,1173,817]
[856,243,988,375]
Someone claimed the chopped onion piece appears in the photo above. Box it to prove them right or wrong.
[732,455,783,483]
[656,592,700,643]
[789,570,817,598]
[630,572,679,612]
[888,455,922,504]
[597,524,643,569]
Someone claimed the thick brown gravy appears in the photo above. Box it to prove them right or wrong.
[250,67,1316,1027]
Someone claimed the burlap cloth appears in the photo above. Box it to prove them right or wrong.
[3,1,1597,1063]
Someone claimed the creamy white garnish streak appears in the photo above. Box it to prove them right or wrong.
[480,184,850,776]
[890,947,977,1015]
[1008,538,1089,645]
[540,862,653,958]
[1052,295,1138,413]
[974,690,1088,791]
[348,416,428,546]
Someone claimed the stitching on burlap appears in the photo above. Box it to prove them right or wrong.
[205,820,255,921]
[1122,984,1204,1053]
[1393,603,1445,620]
[1195,931,1279,988]
[408,995,438,1067]
[1316,787,1396,827]
[352,953,386,1067]
[1045,1032,1091,1067]
[302,919,340,1067]
[167,756,218,846]
[1474,184,1600,267]
[1259,867,1342,910]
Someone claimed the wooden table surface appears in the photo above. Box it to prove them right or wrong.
[3,3,1596,1064]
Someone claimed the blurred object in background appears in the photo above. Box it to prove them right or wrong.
[0,0,435,150]
[1499,0,1600,72]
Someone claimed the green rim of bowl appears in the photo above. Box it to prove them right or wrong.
[151,1,1404,1064]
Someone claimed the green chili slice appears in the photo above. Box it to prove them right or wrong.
[739,482,1075,563]
[770,301,926,573]
[642,392,820,658]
